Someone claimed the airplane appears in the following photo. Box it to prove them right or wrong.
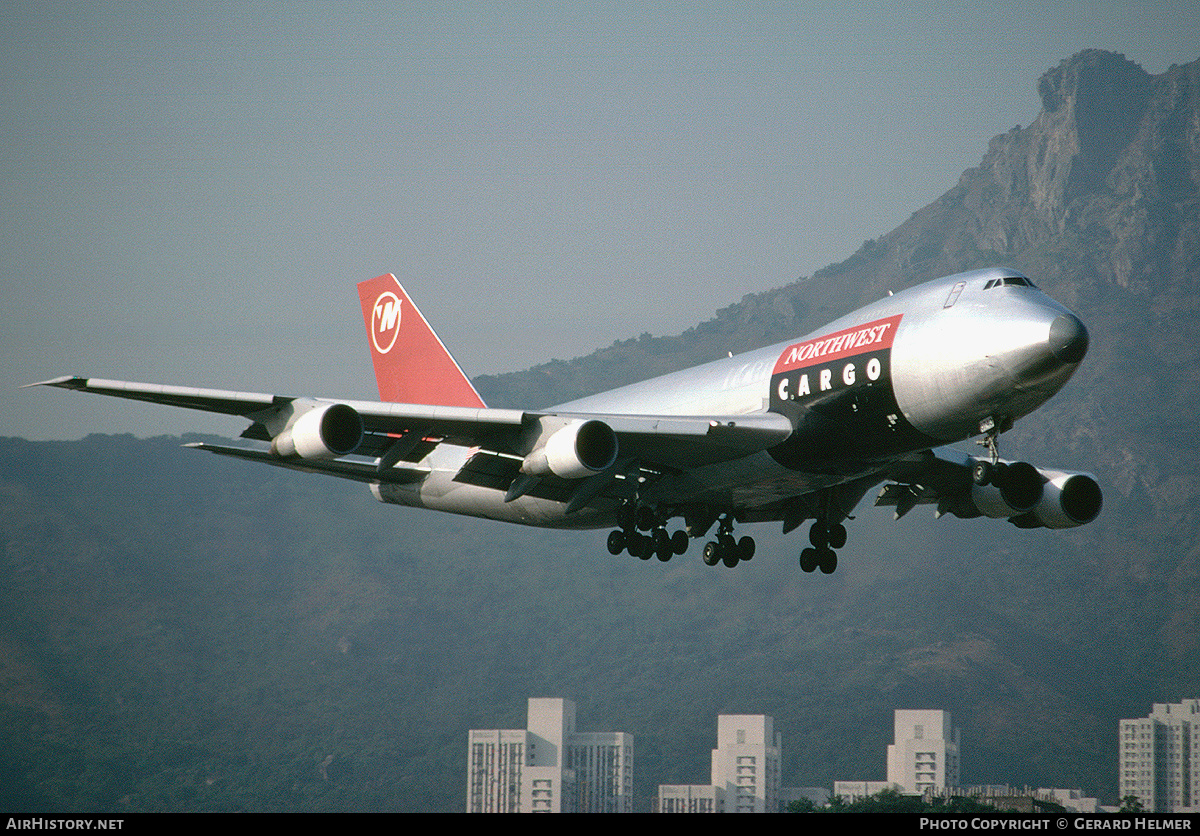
[30,267,1101,574]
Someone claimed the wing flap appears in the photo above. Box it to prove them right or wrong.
[583,411,794,469]
[184,442,428,485]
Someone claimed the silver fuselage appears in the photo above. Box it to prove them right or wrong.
[373,267,1087,528]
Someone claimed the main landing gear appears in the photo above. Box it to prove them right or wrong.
[606,505,756,567]
[701,515,755,569]
[606,504,689,562]
[799,520,844,574]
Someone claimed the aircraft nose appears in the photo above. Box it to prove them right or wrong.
[1049,314,1088,364]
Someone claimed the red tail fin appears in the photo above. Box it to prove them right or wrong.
[356,274,487,407]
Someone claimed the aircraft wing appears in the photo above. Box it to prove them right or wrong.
[29,375,793,476]
[874,447,977,519]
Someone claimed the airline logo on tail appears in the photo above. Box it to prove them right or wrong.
[356,274,487,409]
[371,292,402,354]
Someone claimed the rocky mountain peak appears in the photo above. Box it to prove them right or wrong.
[837,50,1200,299]
[1030,50,1154,215]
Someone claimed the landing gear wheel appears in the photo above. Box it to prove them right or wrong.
[702,541,721,566]
[818,547,838,574]
[636,505,658,532]
[826,523,847,550]
[972,459,995,486]
[738,536,755,561]
[607,530,626,555]
[653,528,673,562]
[627,532,650,560]
[809,522,828,548]
[671,530,689,555]
[717,534,738,567]
[800,547,818,573]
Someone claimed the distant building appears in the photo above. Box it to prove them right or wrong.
[832,780,901,803]
[658,784,721,813]
[887,709,960,793]
[657,714,782,812]
[1119,698,1200,813]
[467,697,633,813]
[834,709,960,801]
[1038,788,1101,813]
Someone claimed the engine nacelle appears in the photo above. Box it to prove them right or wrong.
[270,403,363,460]
[1011,470,1103,529]
[521,418,618,480]
[969,460,1044,518]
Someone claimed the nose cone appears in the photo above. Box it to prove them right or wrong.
[1049,314,1089,364]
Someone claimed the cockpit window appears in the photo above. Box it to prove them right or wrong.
[984,276,1037,290]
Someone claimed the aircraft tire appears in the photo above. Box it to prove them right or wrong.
[671,530,689,555]
[607,530,626,555]
[738,536,755,561]
[653,529,673,562]
[717,534,738,567]
[972,460,994,486]
[702,541,721,566]
[827,524,847,550]
[800,547,818,573]
[809,522,828,548]
[819,548,838,574]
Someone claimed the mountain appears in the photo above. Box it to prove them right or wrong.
[2,51,1197,812]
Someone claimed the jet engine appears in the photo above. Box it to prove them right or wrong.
[947,459,1101,529]
[969,459,1044,518]
[1010,470,1103,529]
[521,418,618,480]
[270,403,363,460]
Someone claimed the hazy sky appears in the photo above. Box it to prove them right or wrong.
[5,1,1199,439]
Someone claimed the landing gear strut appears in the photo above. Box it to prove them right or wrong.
[701,515,755,568]
[973,415,1014,485]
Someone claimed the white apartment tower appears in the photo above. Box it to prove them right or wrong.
[1119,699,1200,813]
[467,697,633,813]
[886,709,961,793]
[659,714,782,813]
[712,715,782,813]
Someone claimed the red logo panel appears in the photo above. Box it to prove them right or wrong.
[773,314,903,374]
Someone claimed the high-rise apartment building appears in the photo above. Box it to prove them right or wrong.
[467,697,633,813]
[712,714,782,813]
[658,714,782,812]
[1119,699,1200,812]
[886,709,961,793]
